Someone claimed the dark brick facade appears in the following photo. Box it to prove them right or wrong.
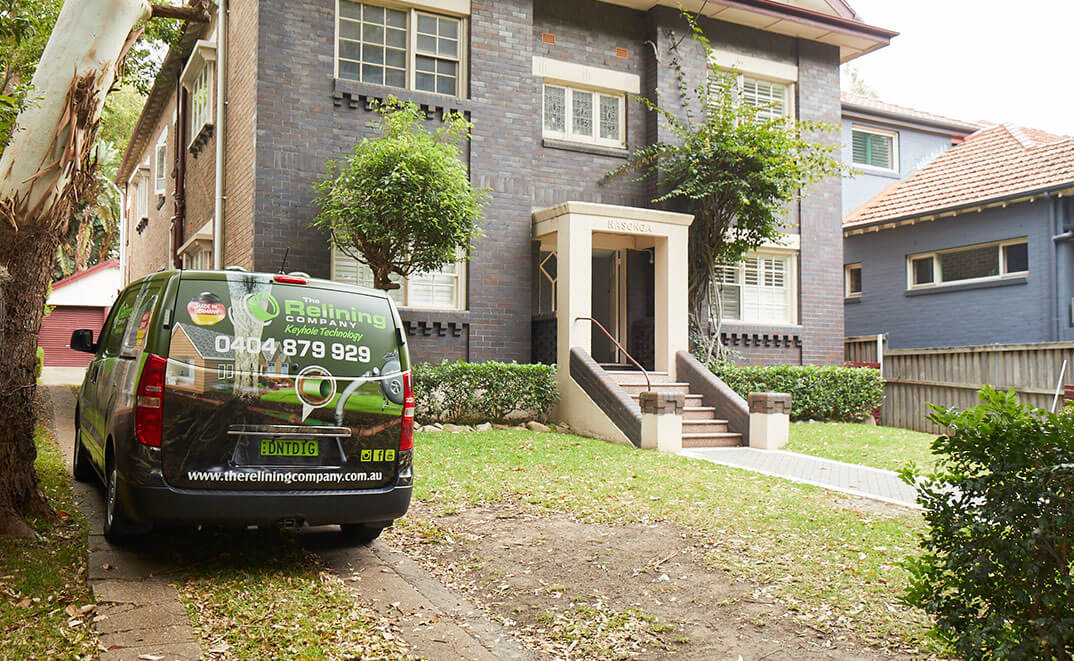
[126,0,849,367]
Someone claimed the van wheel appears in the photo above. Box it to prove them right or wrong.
[72,424,94,483]
[340,523,386,544]
[103,460,137,544]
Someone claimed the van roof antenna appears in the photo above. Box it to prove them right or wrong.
[278,248,290,274]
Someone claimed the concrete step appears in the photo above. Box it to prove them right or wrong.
[683,406,717,420]
[619,382,690,396]
[682,419,729,434]
[681,432,743,448]
[604,370,673,385]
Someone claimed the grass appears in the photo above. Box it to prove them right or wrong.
[411,429,930,651]
[787,422,937,472]
[0,426,96,659]
[173,531,412,660]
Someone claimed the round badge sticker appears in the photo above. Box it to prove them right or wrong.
[187,292,226,326]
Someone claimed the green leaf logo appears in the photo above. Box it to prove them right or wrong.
[245,291,279,323]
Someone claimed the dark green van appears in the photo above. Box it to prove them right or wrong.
[69,270,414,543]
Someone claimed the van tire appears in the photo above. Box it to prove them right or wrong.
[340,523,386,544]
[103,455,138,545]
[72,423,94,484]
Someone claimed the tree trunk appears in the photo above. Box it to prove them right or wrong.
[0,223,62,536]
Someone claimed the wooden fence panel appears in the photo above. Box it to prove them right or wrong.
[856,341,1074,433]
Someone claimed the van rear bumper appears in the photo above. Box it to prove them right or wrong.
[124,482,412,527]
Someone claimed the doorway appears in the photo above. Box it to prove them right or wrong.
[590,248,655,368]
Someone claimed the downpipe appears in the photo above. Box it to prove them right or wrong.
[213,0,228,269]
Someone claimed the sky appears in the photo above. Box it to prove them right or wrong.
[842,1,1074,135]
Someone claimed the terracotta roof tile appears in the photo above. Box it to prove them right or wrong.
[843,124,1074,228]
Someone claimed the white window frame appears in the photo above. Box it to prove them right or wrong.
[713,249,799,326]
[541,84,626,148]
[851,125,898,174]
[180,40,216,148]
[334,1,468,98]
[906,238,1028,290]
[137,174,150,220]
[154,130,168,195]
[331,247,467,310]
[845,263,862,298]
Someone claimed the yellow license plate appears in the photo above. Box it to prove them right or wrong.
[260,439,318,457]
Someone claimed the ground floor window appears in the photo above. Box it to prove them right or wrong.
[907,238,1028,289]
[332,247,465,310]
[713,252,797,325]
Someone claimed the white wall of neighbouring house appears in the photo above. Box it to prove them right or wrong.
[48,264,122,308]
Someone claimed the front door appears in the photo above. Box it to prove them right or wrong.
[591,249,623,365]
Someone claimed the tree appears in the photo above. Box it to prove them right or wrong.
[0,0,207,538]
[55,141,122,279]
[607,13,846,361]
[844,65,879,99]
[313,99,487,291]
[99,85,146,154]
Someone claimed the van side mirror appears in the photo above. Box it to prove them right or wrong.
[70,329,96,354]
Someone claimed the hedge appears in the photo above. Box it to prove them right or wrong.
[709,362,883,422]
[902,387,1074,658]
[412,360,558,424]
[35,346,43,379]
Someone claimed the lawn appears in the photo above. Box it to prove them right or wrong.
[0,426,96,659]
[409,429,931,650]
[787,422,937,472]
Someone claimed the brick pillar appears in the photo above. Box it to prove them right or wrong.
[640,391,685,452]
[748,392,791,449]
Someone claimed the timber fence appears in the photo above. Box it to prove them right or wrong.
[845,336,1074,433]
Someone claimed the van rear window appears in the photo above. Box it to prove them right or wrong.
[169,273,401,386]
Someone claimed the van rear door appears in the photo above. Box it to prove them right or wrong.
[160,272,407,491]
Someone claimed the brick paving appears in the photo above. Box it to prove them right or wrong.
[679,447,920,508]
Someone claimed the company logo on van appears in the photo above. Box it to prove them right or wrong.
[244,291,280,324]
[283,299,387,330]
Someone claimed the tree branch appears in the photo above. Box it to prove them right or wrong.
[150,4,210,22]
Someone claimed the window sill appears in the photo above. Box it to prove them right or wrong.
[844,296,862,304]
[905,275,1027,297]
[852,165,899,179]
[718,321,802,331]
[541,138,629,159]
[332,78,473,114]
[188,123,214,156]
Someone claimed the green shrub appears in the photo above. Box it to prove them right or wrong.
[412,361,558,424]
[35,346,43,379]
[709,362,883,422]
[902,387,1074,659]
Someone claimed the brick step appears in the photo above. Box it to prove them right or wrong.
[681,432,743,448]
[605,371,673,385]
[682,419,729,434]
[683,406,717,420]
[630,392,703,408]
[619,382,691,395]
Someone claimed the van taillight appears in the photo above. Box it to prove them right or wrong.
[136,354,166,447]
[399,370,414,452]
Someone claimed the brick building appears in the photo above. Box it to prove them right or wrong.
[118,0,894,370]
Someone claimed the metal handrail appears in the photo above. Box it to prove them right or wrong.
[574,316,651,392]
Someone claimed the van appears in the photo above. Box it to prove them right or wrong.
[69,269,414,543]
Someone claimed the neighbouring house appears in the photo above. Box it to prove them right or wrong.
[117,0,894,446]
[843,122,1074,349]
[840,92,983,218]
[39,259,120,367]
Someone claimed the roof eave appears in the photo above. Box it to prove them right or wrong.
[843,182,1074,236]
[841,103,982,136]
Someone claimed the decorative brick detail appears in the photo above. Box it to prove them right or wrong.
[748,392,792,415]
[639,391,685,415]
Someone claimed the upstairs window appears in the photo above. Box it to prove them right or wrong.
[852,127,897,172]
[542,84,624,148]
[336,1,465,97]
[154,130,168,195]
[180,40,216,149]
[708,70,793,120]
[908,239,1028,289]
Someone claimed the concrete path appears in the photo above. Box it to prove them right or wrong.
[680,447,920,508]
[47,386,203,661]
